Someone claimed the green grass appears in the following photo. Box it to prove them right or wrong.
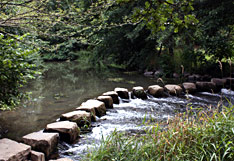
[82,103,234,161]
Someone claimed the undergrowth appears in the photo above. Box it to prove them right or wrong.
[83,103,234,161]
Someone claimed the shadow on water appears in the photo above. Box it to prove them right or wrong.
[0,62,158,140]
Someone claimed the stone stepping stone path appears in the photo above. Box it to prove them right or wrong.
[196,81,216,92]
[114,87,129,99]
[0,138,31,161]
[97,95,113,108]
[44,121,80,144]
[49,158,73,161]
[31,150,45,161]
[102,91,119,104]
[60,111,91,127]
[148,85,164,97]
[164,84,183,96]
[22,131,59,160]
[1,79,233,160]
[132,86,147,99]
[182,82,197,94]
[76,105,96,121]
[80,100,106,117]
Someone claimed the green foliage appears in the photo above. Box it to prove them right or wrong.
[131,0,198,34]
[193,0,234,60]
[83,103,234,161]
[1,0,233,77]
[75,50,95,70]
[0,34,40,110]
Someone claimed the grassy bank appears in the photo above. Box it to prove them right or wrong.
[82,103,234,161]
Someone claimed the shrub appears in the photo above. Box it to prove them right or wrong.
[0,34,40,110]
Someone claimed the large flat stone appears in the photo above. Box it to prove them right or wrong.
[49,158,73,161]
[196,82,216,92]
[182,82,196,94]
[211,78,227,86]
[60,111,91,127]
[31,150,45,161]
[81,100,106,117]
[164,84,183,96]
[147,85,164,97]
[102,91,119,104]
[132,86,147,99]
[44,121,80,143]
[188,74,202,82]
[22,131,59,160]
[97,96,113,108]
[211,78,227,91]
[76,105,96,122]
[0,138,31,161]
[114,88,129,99]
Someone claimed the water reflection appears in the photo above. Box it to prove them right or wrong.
[0,62,157,140]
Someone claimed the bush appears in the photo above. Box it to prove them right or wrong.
[0,34,40,110]
[83,103,234,161]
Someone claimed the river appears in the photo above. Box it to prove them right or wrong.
[0,62,233,160]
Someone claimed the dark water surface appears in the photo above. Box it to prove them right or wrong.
[0,62,233,161]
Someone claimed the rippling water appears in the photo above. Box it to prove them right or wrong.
[58,91,234,161]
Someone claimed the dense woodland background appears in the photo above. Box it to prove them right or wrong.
[0,0,234,109]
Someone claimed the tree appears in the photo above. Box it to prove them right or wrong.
[0,34,40,110]
[194,0,234,60]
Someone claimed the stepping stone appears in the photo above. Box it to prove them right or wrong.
[76,105,96,122]
[31,150,45,161]
[132,86,147,99]
[0,138,31,161]
[147,85,164,97]
[188,74,202,82]
[97,96,113,108]
[103,91,119,104]
[22,131,59,160]
[196,82,216,92]
[114,88,129,99]
[44,121,80,143]
[81,99,106,117]
[60,111,91,127]
[211,78,227,90]
[49,158,73,161]
[164,84,183,96]
[182,82,197,94]
[144,71,154,77]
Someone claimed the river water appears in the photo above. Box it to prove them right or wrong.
[0,62,161,140]
[0,62,233,161]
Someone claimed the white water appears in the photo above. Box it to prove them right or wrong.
[58,89,234,160]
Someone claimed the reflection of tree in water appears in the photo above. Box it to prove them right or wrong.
[0,62,157,140]
[40,62,120,100]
